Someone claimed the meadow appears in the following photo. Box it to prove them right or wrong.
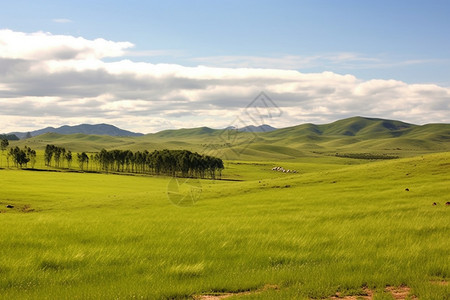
[0,150,449,299]
[0,117,449,299]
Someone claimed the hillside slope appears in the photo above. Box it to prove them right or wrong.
[10,124,143,139]
[8,117,450,160]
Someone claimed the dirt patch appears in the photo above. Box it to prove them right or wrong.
[195,285,420,300]
[329,287,373,300]
[194,284,278,299]
[326,286,416,300]
[385,286,417,300]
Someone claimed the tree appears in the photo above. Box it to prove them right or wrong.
[0,139,9,167]
[9,146,30,168]
[25,146,37,168]
[65,151,72,168]
[89,154,94,171]
[77,152,89,171]
[44,144,54,166]
[45,144,68,168]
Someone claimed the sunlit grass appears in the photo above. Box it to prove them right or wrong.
[0,152,449,299]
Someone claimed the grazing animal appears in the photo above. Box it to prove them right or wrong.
[405,188,410,191]
[446,202,450,206]
[271,167,298,173]
[432,202,437,206]
[6,205,14,208]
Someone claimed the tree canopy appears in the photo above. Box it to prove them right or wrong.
[92,149,224,179]
[8,146,36,168]
[44,145,224,179]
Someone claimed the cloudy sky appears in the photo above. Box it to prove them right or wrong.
[1,0,449,133]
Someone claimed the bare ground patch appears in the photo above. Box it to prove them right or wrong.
[326,285,417,300]
[194,285,418,300]
[385,286,417,300]
[328,287,373,300]
[193,284,279,299]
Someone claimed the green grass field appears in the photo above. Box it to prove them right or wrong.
[1,117,449,299]
[0,147,449,299]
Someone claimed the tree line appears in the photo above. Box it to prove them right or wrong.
[45,144,73,168]
[6,146,36,168]
[2,143,224,179]
[45,145,224,179]
[89,148,224,179]
[0,134,19,141]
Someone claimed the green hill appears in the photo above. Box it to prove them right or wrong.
[9,117,450,160]
[149,126,217,138]
[268,116,415,138]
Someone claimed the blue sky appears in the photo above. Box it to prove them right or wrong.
[1,0,449,132]
[2,0,449,84]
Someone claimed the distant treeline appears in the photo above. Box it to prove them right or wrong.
[335,153,399,160]
[44,145,224,179]
[0,134,19,141]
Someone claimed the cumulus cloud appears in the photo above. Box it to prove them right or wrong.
[0,29,449,133]
[0,29,133,60]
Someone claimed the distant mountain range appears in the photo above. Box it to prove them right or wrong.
[5,123,277,140]
[8,124,143,139]
[146,116,450,147]
[6,117,450,159]
[3,117,450,147]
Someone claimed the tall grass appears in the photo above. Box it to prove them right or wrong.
[0,152,448,299]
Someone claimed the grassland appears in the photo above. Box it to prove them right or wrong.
[1,117,449,299]
[0,149,449,299]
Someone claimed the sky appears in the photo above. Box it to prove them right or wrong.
[1,0,449,133]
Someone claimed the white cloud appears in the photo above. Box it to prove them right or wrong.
[0,29,449,134]
[0,29,133,60]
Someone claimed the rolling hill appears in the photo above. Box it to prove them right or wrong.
[9,124,143,139]
[8,116,450,160]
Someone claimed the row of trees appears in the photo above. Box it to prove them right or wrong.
[82,149,224,179]
[2,143,224,180]
[44,144,73,168]
[8,146,36,168]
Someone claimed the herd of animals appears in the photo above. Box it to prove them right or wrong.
[271,166,298,173]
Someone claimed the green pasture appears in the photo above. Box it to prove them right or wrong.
[0,150,449,299]
[8,117,450,162]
